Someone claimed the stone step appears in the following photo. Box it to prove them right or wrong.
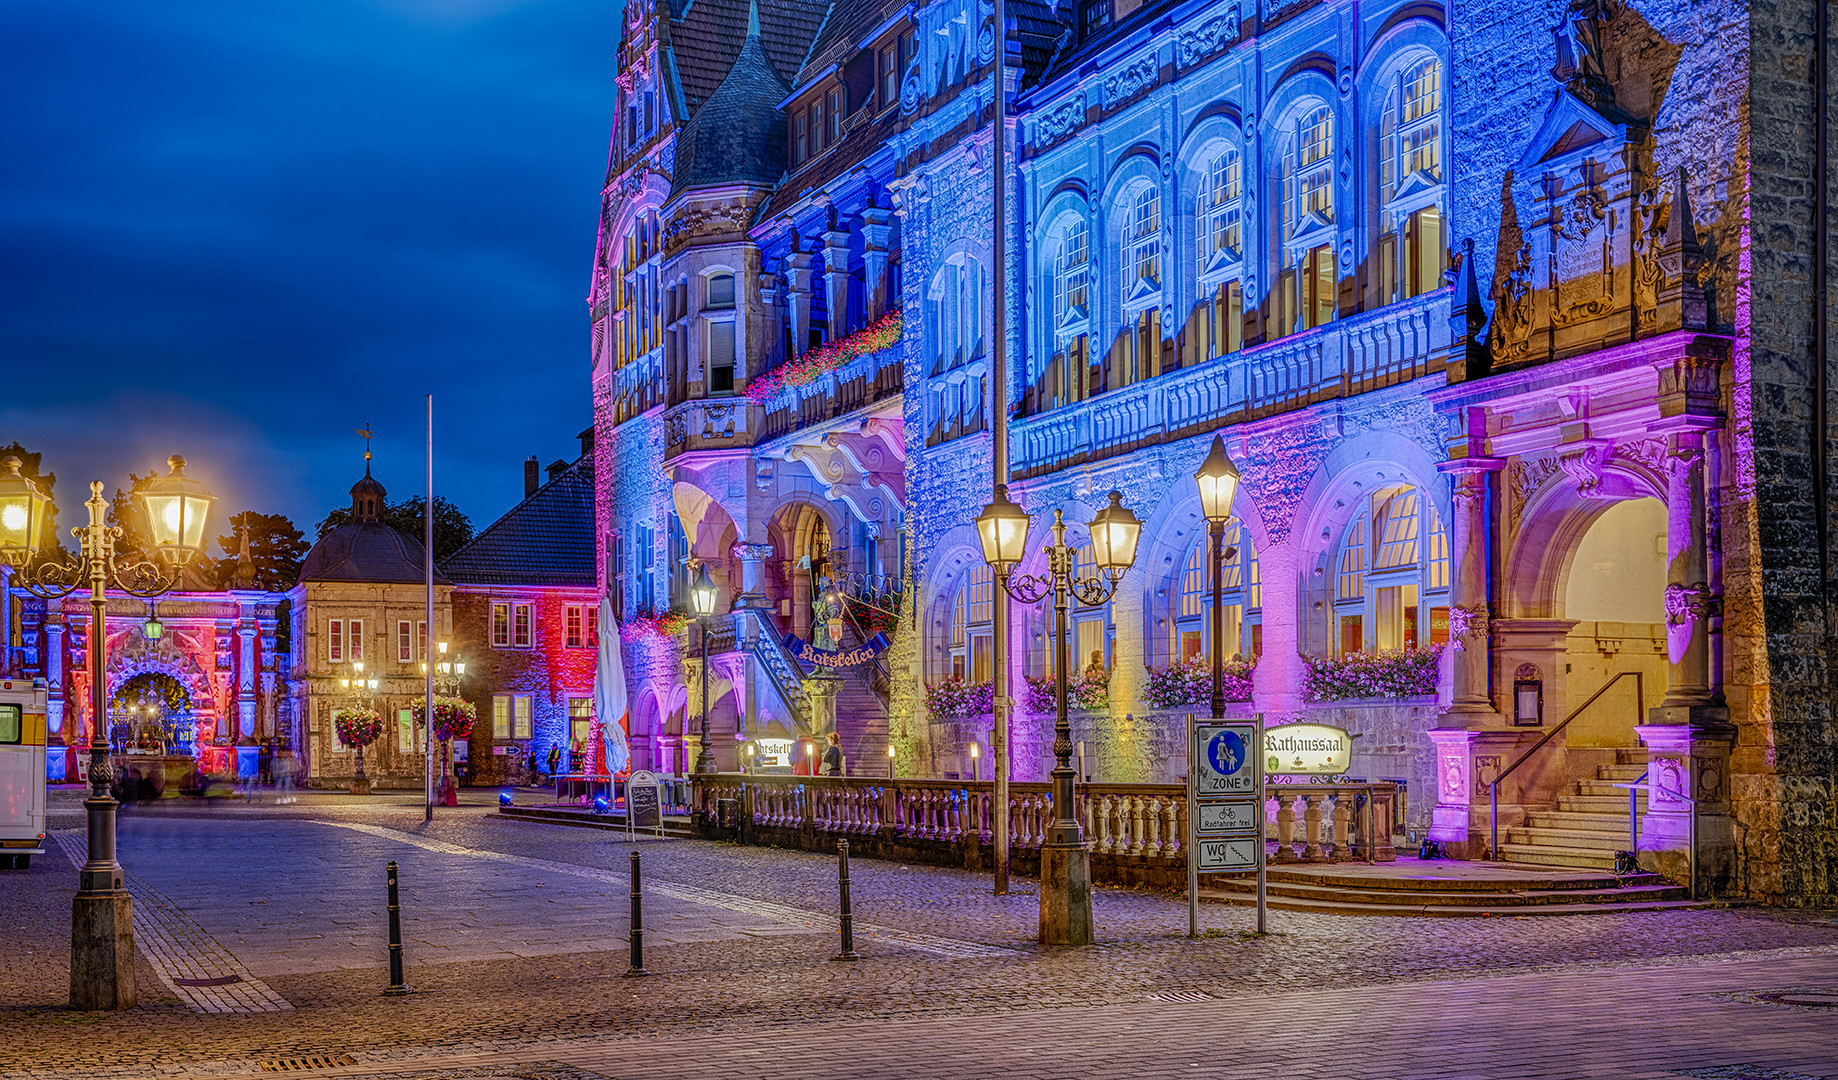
[1204,875,1684,910]
[1595,763,1648,781]
[1505,826,1637,852]
[1615,748,1648,765]
[1525,810,1639,835]
[1498,842,1621,870]
[1199,884,1701,917]
[1557,794,1647,813]
[1248,866,1668,893]
[1576,779,1648,799]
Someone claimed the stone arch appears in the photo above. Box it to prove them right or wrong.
[1502,464,1666,621]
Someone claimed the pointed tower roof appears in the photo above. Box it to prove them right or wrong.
[671,1,792,195]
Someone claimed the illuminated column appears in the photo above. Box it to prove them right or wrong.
[238,609,258,740]
[861,207,893,322]
[822,231,851,340]
[785,252,813,355]
[1438,462,1503,716]
[44,613,66,741]
[731,542,774,609]
[1659,428,1715,706]
[1249,539,1303,718]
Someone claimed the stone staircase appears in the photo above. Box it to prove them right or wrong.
[1499,749,1647,871]
[1202,861,1694,916]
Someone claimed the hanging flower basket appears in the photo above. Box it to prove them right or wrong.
[745,308,903,407]
[620,610,690,643]
[335,707,384,751]
[1302,647,1443,702]
[1142,657,1256,709]
[411,696,477,741]
[1023,670,1111,713]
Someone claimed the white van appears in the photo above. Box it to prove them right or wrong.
[0,677,48,869]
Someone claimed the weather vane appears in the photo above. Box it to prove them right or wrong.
[356,423,375,471]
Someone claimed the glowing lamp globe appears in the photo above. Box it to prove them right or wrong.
[0,456,51,567]
[974,487,1031,571]
[689,563,719,617]
[134,455,215,564]
[1194,435,1241,524]
[1087,490,1142,579]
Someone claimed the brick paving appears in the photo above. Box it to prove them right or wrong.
[3,792,1835,1079]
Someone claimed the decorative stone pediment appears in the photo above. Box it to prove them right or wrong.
[1517,90,1628,172]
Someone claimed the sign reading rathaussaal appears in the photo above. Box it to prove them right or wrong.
[1263,723,1355,775]
[784,632,891,669]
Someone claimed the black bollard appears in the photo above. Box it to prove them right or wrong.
[833,839,859,961]
[384,860,412,996]
[624,849,650,977]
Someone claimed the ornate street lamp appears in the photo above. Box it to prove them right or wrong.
[339,661,381,793]
[0,455,215,1010]
[1193,435,1242,720]
[977,488,1142,945]
[423,641,468,803]
[688,562,719,775]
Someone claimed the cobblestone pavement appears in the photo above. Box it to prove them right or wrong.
[4,791,1835,1079]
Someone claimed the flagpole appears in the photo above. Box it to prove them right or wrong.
[425,393,436,822]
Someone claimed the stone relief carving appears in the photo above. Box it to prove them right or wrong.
[1237,426,1332,545]
[1447,603,1489,651]
[663,204,752,248]
[1663,582,1719,627]
[1489,242,1534,364]
[1507,454,1561,522]
[1175,7,1240,69]
[1033,95,1085,147]
[1102,55,1158,110]
[1556,440,1613,498]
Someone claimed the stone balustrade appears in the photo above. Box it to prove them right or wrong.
[691,774,1397,886]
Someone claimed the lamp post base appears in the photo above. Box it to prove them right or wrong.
[1038,843,1094,946]
[70,891,136,1010]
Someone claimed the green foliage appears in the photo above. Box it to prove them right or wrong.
[316,495,474,562]
[1024,669,1110,713]
[213,511,309,591]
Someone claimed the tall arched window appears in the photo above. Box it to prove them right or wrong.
[928,255,985,372]
[1330,484,1451,655]
[1187,144,1245,364]
[950,564,994,680]
[1174,520,1261,662]
[1378,56,1446,304]
[1275,105,1337,337]
[1112,185,1162,391]
[1052,221,1092,407]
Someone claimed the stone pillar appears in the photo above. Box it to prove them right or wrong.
[1660,429,1715,706]
[786,252,813,355]
[806,671,841,740]
[1437,462,1502,716]
[731,542,774,610]
[861,208,894,321]
[44,614,66,740]
[238,610,258,741]
[822,230,852,339]
[1248,538,1304,719]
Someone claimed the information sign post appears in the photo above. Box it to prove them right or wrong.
[1186,713,1266,936]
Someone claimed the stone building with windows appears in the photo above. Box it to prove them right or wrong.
[591,0,1838,902]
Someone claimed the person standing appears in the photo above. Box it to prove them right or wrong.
[822,731,844,777]
[546,742,561,780]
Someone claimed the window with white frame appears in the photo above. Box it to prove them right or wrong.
[1050,218,1092,409]
[565,604,586,648]
[1330,484,1451,657]
[928,255,985,372]
[328,619,345,663]
[328,619,363,664]
[1187,144,1246,364]
[1173,520,1261,663]
[1378,56,1446,304]
[1125,187,1161,305]
[492,693,533,739]
[1275,105,1337,337]
[490,602,511,648]
[947,564,993,682]
[512,602,534,648]
[1112,185,1163,392]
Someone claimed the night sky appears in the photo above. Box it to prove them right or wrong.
[0,0,621,545]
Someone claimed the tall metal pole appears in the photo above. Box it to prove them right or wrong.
[1209,520,1225,721]
[1039,513,1093,944]
[696,617,713,773]
[988,0,1012,897]
[425,394,435,822]
[72,482,133,1009]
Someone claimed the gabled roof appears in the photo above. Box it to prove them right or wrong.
[668,0,832,114]
[673,10,794,193]
[438,458,597,588]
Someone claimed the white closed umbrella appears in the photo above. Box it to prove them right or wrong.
[595,596,631,776]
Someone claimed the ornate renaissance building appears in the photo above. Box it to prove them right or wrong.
[591,0,1837,902]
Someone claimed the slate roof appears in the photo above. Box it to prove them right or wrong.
[437,458,597,588]
[672,19,793,193]
[667,0,832,115]
[299,524,447,585]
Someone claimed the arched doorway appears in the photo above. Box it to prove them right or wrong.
[1559,497,1668,748]
[109,672,196,756]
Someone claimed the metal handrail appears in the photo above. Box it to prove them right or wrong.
[1488,670,1644,859]
[1610,769,1650,851]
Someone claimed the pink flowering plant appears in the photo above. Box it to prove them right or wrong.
[745,309,903,407]
[621,610,690,643]
[1142,657,1255,709]
[1302,647,1443,702]
[1024,669,1110,713]
[412,696,477,742]
[925,676,994,719]
[334,707,383,751]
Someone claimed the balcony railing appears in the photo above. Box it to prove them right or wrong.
[1011,289,1448,479]
[757,344,903,444]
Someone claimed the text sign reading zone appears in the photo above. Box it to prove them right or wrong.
[1193,722,1257,795]
[1195,836,1259,872]
[1194,800,1260,835]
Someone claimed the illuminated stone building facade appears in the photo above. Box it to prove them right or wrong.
[592,0,1837,901]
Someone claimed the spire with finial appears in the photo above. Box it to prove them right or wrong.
[233,516,258,589]
[356,422,375,477]
[747,0,759,37]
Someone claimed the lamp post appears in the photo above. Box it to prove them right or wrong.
[688,563,719,774]
[423,642,466,802]
[338,661,380,794]
[976,487,1142,945]
[0,454,215,1010]
[886,742,896,779]
[1192,435,1243,721]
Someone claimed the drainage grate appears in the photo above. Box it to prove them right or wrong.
[173,975,243,987]
[1145,990,1216,1003]
[260,1054,358,1072]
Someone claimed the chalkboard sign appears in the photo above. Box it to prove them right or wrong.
[626,770,663,834]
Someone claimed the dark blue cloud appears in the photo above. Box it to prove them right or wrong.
[0,0,619,541]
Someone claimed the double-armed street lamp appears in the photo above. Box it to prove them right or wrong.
[976,486,1142,945]
[340,661,381,792]
[688,561,719,775]
[421,642,468,801]
[0,454,215,1011]
[1193,435,1243,720]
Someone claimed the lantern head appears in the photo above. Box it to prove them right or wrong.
[1087,490,1142,579]
[974,485,1031,572]
[1193,435,1241,524]
[134,455,215,564]
[0,456,52,568]
[689,562,719,617]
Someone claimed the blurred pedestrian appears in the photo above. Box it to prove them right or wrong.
[275,749,297,804]
[823,731,843,777]
[545,743,561,781]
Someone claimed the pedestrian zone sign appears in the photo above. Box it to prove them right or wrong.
[1193,721,1256,795]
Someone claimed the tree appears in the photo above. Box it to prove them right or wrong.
[105,472,155,561]
[0,443,67,558]
[214,512,309,591]
[316,496,473,563]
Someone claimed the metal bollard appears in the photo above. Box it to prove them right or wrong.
[384,860,412,996]
[624,849,650,977]
[833,839,859,961]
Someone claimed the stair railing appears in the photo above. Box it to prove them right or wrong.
[731,607,814,734]
[1610,768,1650,851]
[1488,670,1644,860]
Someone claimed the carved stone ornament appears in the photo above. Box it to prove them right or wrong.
[1175,7,1241,69]
[665,411,687,447]
[1451,471,1487,509]
[1489,242,1534,364]
[1446,603,1489,651]
[1102,54,1158,109]
[731,542,776,562]
[1034,95,1085,147]
[1663,582,1719,627]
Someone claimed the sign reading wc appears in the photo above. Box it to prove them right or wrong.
[1263,724,1354,776]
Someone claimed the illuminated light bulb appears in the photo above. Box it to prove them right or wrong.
[0,504,25,531]
[163,501,183,536]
